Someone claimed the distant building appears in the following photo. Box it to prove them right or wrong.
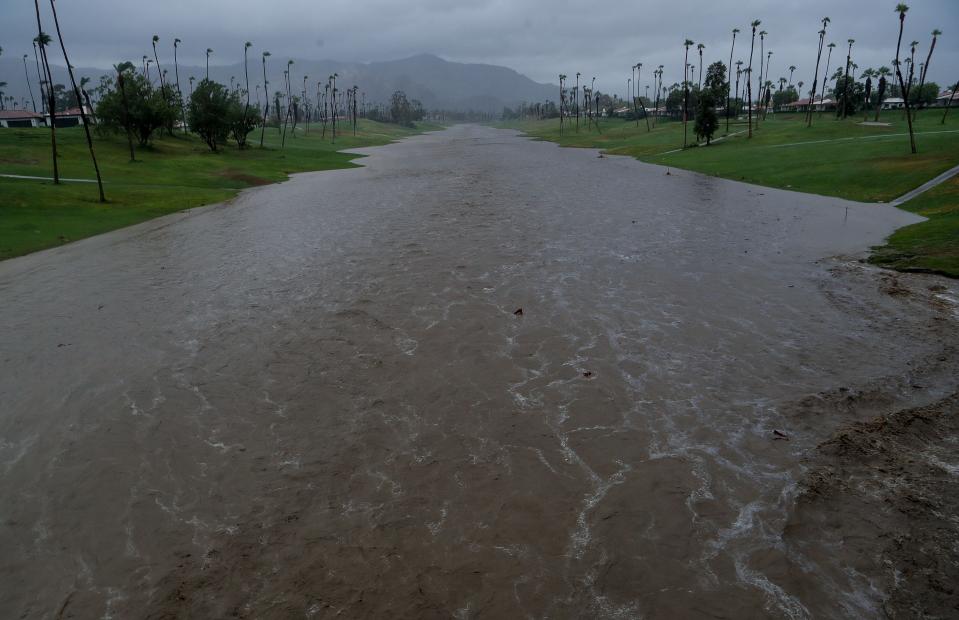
[882,97,905,110]
[44,105,94,127]
[936,90,955,107]
[0,109,45,128]
[779,97,835,113]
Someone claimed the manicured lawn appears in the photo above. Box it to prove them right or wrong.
[869,175,959,278]
[499,110,959,277]
[0,120,443,260]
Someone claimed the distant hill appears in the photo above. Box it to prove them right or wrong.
[0,53,556,113]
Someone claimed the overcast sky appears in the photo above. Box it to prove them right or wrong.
[5,0,957,95]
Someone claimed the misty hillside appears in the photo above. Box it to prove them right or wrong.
[0,53,556,112]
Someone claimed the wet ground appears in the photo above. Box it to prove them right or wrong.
[1,124,957,619]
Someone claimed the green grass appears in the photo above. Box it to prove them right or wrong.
[868,175,959,278]
[498,110,959,277]
[0,119,443,260]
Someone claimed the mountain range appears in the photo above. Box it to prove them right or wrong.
[0,53,557,112]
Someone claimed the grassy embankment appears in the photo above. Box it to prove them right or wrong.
[0,119,443,260]
[498,111,959,277]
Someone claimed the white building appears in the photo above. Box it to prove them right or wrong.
[0,109,45,128]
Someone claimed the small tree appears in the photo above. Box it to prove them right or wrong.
[228,95,260,148]
[189,79,231,151]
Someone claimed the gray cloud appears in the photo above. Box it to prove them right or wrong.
[3,0,957,96]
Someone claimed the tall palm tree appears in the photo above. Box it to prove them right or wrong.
[0,83,6,111]
[631,64,637,125]
[111,62,136,160]
[173,38,186,134]
[32,39,46,114]
[914,29,941,118]
[23,54,38,112]
[747,21,759,137]
[697,43,705,89]
[189,76,195,98]
[762,50,774,119]
[817,42,836,118]
[205,48,213,80]
[875,66,891,121]
[734,60,744,117]
[806,16,830,127]
[788,65,796,89]
[49,0,104,201]
[260,51,270,147]
[32,21,59,184]
[152,35,164,88]
[575,72,581,132]
[243,42,252,105]
[726,28,740,131]
[840,39,855,118]
[683,39,694,147]
[942,78,957,124]
[559,74,566,133]
[756,30,766,126]
[637,62,650,131]
[893,4,917,153]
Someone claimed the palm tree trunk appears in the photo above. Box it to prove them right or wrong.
[726,33,736,132]
[49,0,105,201]
[819,49,832,119]
[806,30,825,127]
[33,4,58,184]
[23,56,38,112]
[943,81,957,124]
[747,33,756,138]
[32,42,46,114]
[894,14,918,153]
[914,36,937,121]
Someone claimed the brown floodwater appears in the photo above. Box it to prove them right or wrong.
[1,125,957,619]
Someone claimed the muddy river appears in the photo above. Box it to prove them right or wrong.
[1,125,957,618]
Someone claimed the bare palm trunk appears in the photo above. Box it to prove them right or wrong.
[33,4,58,184]
[49,0,104,201]
[806,26,826,127]
[894,13,917,153]
[747,31,756,138]
[914,35,937,121]
[943,81,957,124]
[818,45,833,119]
[726,32,737,132]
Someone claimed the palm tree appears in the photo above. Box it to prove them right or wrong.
[726,28,740,132]
[942,78,957,124]
[205,48,213,80]
[189,76,195,98]
[22,54,38,112]
[32,19,59,184]
[746,21,759,137]
[683,39,694,147]
[0,83,6,111]
[734,60,744,117]
[243,42,252,105]
[806,16,830,127]
[559,74,566,133]
[48,0,105,201]
[259,51,270,147]
[762,50,774,119]
[839,39,855,118]
[637,63,650,131]
[818,42,836,118]
[152,35,164,88]
[575,72,581,132]
[757,30,767,125]
[914,29,941,118]
[173,38,186,134]
[875,66,891,121]
[32,38,46,114]
[894,4,917,153]
[114,62,136,161]
[697,43,705,89]
[788,65,796,89]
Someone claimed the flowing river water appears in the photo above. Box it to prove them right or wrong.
[1,125,958,618]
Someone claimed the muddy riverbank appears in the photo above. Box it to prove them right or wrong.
[1,125,956,618]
